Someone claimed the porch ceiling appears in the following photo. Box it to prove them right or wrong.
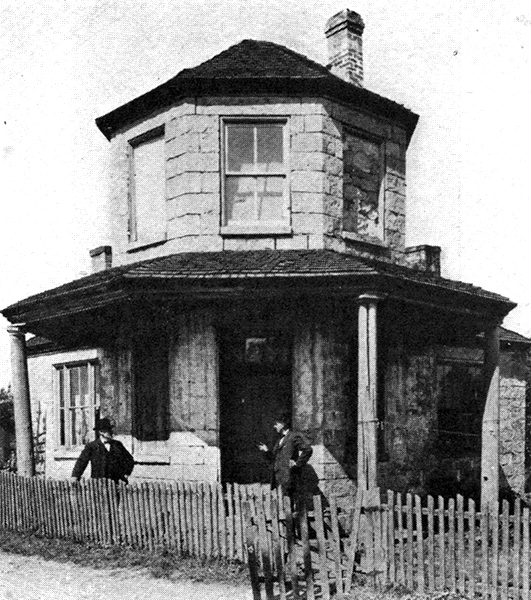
[1,250,515,330]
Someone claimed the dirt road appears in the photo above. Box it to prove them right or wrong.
[0,550,254,600]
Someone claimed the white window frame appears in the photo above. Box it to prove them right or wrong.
[221,117,291,235]
[128,125,167,248]
[54,360,100,450]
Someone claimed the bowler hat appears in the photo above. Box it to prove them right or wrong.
[94,417,114,432]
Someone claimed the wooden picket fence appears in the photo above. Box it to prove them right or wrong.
[0,471,269,560]
[246,487,531,600]
[2,472,531,600]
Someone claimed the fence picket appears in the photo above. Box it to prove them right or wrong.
[426,495,435,591]
[501,499,509,600]
[208,483,217,558]
[256,488,274,600]
[314,494,330,600]
[226,483,234,560]
[491,502,500,600]
[329,495,343,598]
[242,500,261,600]
[344,489,363,596]
[217,483,226,559]
[523,506,529,600]
[448,498,456,593]
[270,493,286,600]
[514,497,521,600]
[481,504,489,598]
[405,493,414,589]
[386,490,396,587]
[284,494,300,600]
[456,495,465,594]
[414,494,425,594]
[468,498,476,598]
[437,496,445,591]
[300,498,315,600]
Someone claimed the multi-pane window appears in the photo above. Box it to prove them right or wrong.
[129,128,166,244]
[56,362,99,449]
[343,131,384,240]
[223,121,288,228]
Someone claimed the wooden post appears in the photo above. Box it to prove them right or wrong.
[7,324,35,477]
[481,322,500,508]
[357,294,383,490]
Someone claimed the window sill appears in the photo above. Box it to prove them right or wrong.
[341,231,389,249]
[134,454,171,465]
[221,224,292,236]
[126,236,167,253]
[54,449,83,460]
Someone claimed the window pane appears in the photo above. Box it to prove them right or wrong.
[256,177,286,221]
[227,125,254,172]
[256,124,283,172]
[132,135,166,242]
[69,367,79,408]
[225,177,256,223]
[80,364,88,406]
[58,368,64,408]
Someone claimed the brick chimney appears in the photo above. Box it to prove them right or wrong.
[325,9,365,86]
[90,246,112,273]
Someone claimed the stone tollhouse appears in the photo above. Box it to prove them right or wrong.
[3,9,529,507]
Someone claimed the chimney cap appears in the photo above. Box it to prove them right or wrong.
[325,9,365,38]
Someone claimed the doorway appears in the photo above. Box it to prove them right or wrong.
[219,331,292,484]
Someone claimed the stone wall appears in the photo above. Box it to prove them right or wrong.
[106,95,408,267]
[292,309,357,504]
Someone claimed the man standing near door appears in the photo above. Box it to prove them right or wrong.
[258,411,313,500]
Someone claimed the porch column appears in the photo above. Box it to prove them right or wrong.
[7,324,35,477]
[357,293,381,490]
[481,321,501,507]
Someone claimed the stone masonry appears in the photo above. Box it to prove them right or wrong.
[107,96,408,268]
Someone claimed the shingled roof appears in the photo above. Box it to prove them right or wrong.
[2,250,515,325]
[95,39,418,140]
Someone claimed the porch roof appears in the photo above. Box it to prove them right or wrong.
[2,250,515,327]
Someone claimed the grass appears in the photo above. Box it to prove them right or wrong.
[0,530,470,598]
[0,528,249,584]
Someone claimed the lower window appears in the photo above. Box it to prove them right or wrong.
[55,361,100,449]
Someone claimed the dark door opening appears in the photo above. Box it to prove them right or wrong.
[219,332,292,484]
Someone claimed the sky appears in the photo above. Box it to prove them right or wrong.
[1,0,530,388]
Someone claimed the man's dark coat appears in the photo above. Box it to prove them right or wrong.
[266,430,313,495]
[72,438,134,483]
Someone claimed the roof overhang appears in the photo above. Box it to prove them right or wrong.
[95,76,419,143]
[1,251,515,337]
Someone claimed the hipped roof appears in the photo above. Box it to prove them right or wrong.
[2,250,515,327]
[95,39,419,141]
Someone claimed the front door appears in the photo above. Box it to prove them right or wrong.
[219,332,292,484]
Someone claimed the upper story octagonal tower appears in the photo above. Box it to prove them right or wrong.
[96,11,418,269]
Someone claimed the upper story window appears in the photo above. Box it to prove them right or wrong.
[343,131,384,241]
[55,361,99,449]
[222,120,289,234]
[129,127,166,245]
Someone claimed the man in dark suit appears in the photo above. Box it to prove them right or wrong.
[258,411,313,498]
[71,417,134,484]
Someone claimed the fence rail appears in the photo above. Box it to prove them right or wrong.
[1,472,530,600]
